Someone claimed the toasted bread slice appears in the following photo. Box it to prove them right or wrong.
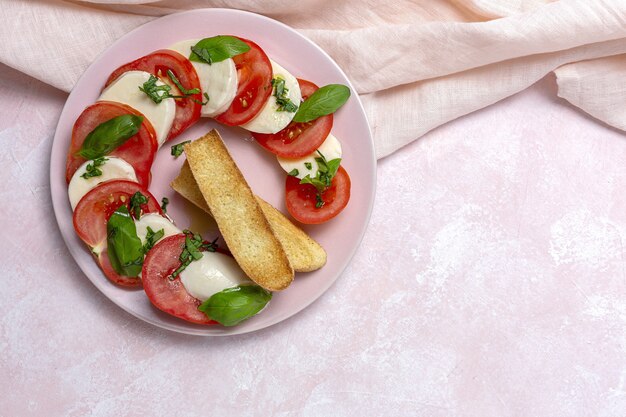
[183,130,293,291]
[255,198,327,272]
[172,161,327,272]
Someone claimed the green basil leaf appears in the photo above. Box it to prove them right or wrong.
[80,157,108,180]
[292,84,350,123]
[189,36,251,65]
[315,156,329,174]
[171,140,191,158]
[299,154,342,208]
[143,226,165,253]
[139,75,172,104]
[185,236,203,261]
[139,72,200,104]
[106,205,144,277]
[300,174,326,191]
[129,191,148,220]
[198,285,272,326]
[326,158,342,180]
[167,70,200,96]
[77,114,143,160]
[315,194,325,208]
[272,76,298,113]
[170,230,218,279]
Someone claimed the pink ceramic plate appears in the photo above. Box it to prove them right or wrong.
[50,9,376,335]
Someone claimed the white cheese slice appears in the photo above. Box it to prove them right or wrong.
[179,252,253,302]
[98,70,175,147]
[277,133,342,179]
[68,156,137,210]
[134,213,181,247]
[240,60,301,134]
[168,39,238,118]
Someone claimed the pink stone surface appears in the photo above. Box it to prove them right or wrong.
[2,63,625,416]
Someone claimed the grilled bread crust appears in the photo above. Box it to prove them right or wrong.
[182,130,293,291]
[172,161,327,272]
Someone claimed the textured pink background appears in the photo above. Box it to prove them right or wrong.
[1,62,625,416]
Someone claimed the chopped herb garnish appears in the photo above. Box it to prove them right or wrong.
[315,194,325,209]
[166,70,199,96]
[186,236,203,260]
[170,230,218,279]
[81,157,108,179]
[299,151,342,209]
[304,162,312,170]
[271,76,298,113]
[288,168,299,177]
[139,72,201,104]
[299,175,326,192]
[129,191,148,219]
[143,226,165,253]
[139,75,172,104]
[171,140,191,158]
[161,197,169,213]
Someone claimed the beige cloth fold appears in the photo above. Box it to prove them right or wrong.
[2,0,625,158]
[556,55,626,132]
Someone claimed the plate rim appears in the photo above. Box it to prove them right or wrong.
[49,7,377,336]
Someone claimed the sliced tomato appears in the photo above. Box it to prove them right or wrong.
[65,101,158,187]
[98,250,144,287]
[73,180,161,250]
[253,79,332,158]
[285,166,351,224]
[105,49,202,141]
[142,234,216,325]
[215,38,273,126]
[73,180,162,287]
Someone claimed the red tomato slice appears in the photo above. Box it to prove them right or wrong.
[73,180,162,287]
[65,101,158,187]
[252,79,333,158]
[105,49,202,141]
[215,38,273,126]
[73,180,162,248]
[285,166,351,224]
[142,234,217,325]
[98,250,144,287]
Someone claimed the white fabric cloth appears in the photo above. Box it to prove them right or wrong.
[1,0,625,158]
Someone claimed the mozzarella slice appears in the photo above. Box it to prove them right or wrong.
[168,39,238,118]
[68,156,137,210]
[179,252,253,302]
[240,60,301,134]
[277,133,342,179]
[134,213,181,247]
[98,70,175,147]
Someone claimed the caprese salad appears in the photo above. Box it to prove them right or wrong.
[65,35,352,326]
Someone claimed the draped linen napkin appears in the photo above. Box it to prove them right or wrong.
[2,0,625,158]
